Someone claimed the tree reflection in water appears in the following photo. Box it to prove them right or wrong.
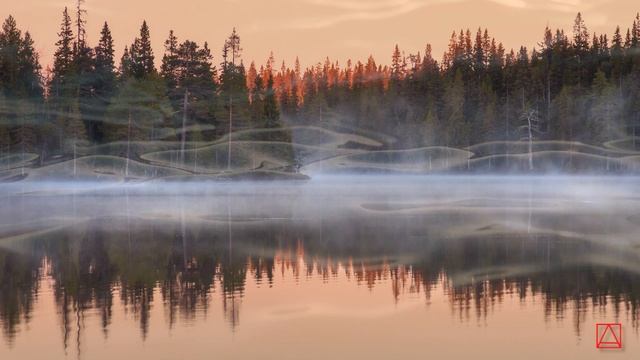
[1,213,639,347]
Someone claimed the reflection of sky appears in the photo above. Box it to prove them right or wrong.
[1,176,640,359]
[1,247,638,360]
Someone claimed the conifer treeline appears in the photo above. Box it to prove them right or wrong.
[1,6,640,158]
[287,12,640,147]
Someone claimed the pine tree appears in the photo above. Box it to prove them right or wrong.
[95,22,116,88]
[93,22,116,142]
[263,73,280,128]
[390,44,403,85]
[69,101,87,146]
[588,70,609,142]
[249,72,264,125]
[443,70,467,146]
[72,0,96,141]
[551,86,579,140]
[119,46,133,79]
[219,28,249,135]
[160,30,180,100]
[73,0,92,76]
[0,16,45,157]
[479,77,497,139]
[18,32,43,98]
[473,28,486,74]
[12,99,39,153]
[423,97,440,146]
[288,69,300,120]
[176,39,217,128]
[0,15,22,96]
[0,17,42,99]
[106,74,171,142]
[634,13,640,47]
[110,23,169,143]
[0,97,9,152]
[246,61,258,100]
[129,21,155,78]
[573,12,590,54]
[50,8,74,99]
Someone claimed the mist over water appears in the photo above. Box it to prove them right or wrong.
[3,4,640,358]
[1,176,639,359]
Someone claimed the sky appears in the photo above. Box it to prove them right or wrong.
[3,0,640,70]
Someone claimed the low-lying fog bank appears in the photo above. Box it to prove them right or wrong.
[1,175,638,233]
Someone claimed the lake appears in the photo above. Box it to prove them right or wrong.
[0,176,639,359]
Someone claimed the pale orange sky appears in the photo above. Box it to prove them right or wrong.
[3,0,640,70]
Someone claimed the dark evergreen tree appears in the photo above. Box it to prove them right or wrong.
[218,28,249,134]
[176,39,217,132]
[249,69,264,125]
[160,30,180,103]
[263,72,279,128]
[50,7,74,99]
[0,16,22,96]
[119,46,133,79]
[2,9,640,167]
[92,22,117,142]
[129,21,155,79]
[73,0,96,141]
[0,16,43,154]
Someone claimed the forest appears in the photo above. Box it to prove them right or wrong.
[1,2,640,172]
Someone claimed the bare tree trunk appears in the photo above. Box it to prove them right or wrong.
[181,204,187,268]
[547,71,551,133]
[194,147,198,173]
[125,110,131,177]
[606,102,610,171]
[633,114,637,150]
[181,89,188,165]
[527,113,533,171]
[21,119,25,177]
[73,141,76,177]
[505,88,510,168]
[227,93,232,170]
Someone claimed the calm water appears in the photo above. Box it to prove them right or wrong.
[1,176,639,359]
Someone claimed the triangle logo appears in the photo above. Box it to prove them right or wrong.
[596,323,622,349]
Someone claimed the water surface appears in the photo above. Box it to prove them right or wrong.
[1,176,639,359]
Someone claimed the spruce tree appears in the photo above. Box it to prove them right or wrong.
[160,30,180,101]
[50,7,74,99]
[95,22,116,89]
[263,73,280,128]
[219,28,249,135]
[573,13,590,54]
[18,32,43,98]
[130,21,155,78]
[73,0,95,141]
[0,15,22,96]
[249,72,264,125]
[177,39,217,128]
[390,44,403,85]
[0,17,42,154]
[93,22,116,142]
[443,70,467,146]
[119,46,133,79]
[610,26,624,85]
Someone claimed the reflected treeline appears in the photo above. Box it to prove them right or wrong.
[1,215,640,345]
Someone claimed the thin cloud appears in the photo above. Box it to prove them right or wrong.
[489,0,527,8]
[289,0,612,29]
[44,0,113,16]
[289,0,461,29]
[305,0,433,11]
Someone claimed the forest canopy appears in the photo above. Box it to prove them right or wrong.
[0,4,639,159]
